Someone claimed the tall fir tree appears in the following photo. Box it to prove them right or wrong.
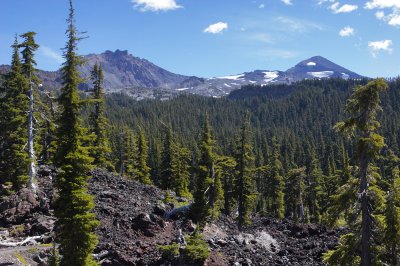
[134,127,152,185]
[53,1,99,265]
[89,63,113,170]
[171,144,191,198]
[306,153,323,223]
[325,79,388,266]
[160,125,174,190]
[235,111,256,231]
[268,137,285,219]
[19,31,40,190]
[217,155,237,216]
[124,129,137,177]
[0,36,29,190]
[285,167,307,223]
[191,114,217,222]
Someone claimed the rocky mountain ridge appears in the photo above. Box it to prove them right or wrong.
[0,50,365,99]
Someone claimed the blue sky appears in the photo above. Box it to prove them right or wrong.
[0,0,399,78]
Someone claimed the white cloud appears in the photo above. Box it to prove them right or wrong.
[387,12,400,25]
[204,22,228,34]
[368,39,393,57]
[259,4,265,8]
[365,0,400,9]
[375,9,400,26]
[132,0,182,12]
[40,46,63,64]
[281,0,293,5]
[339,26,355,37]
[366,0,400,26]
[330,2,358,14]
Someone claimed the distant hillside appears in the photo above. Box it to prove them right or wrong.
[0,51,367,98]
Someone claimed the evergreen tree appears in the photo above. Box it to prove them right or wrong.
[217,155,237,216]
[134,127,152,184]
[235,111,256,231]
[285,167,306,223]
[325,79,388,265]
[90,63,113,170]
[19,31,40,190]
[160,125,174,190]
[306,153,323,223]
[171,144,191,198]
[53,1,99,265]
[268,137,285,219]
[191,114,217,222]
[124,129,137,177]
[0,36,29,190]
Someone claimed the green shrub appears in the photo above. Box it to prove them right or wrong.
[160,243,180,260]
[182,232,210,262]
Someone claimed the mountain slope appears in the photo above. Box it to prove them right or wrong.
[0,52,366,98]
[80,50,191,90]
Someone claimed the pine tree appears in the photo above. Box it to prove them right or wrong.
[235,111,256,231]
[53,1,99,265]
[19,31,40,190]
[160,125,174,190]
[134,127,152,185]
[89,63,113,171]
[191,114,219,222]
[217,155,237,216]
[0,36,29,190]
[325,79,388,266]
[171,144,191,198]
[124,129,137,177]
[268,137,285,219]
[285,167,306,223]
[159,124,190,197]
[306,153,323,223]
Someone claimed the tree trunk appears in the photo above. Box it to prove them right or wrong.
[360,146,371,266]
[28,76,36,191]
[210,165,215,220]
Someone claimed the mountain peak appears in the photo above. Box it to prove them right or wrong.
[286,55,363,80]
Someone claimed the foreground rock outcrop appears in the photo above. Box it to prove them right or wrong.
[0,169,341,265]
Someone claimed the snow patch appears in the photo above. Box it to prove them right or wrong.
[175,88,190,91]
[224,83,232,88]
[216,74,245,80]
[341,73,350,79]
[263,71,279,83]
[249,80,257,84]
[307,71,334,78]
[306,62,317,66]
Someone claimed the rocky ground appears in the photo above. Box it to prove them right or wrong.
[0,168,341,265]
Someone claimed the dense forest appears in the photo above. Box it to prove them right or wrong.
[1,0,400,265]
[105,78,400,175]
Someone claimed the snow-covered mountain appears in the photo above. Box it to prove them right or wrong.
[185,56,365,97]
[0,52,365,98]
